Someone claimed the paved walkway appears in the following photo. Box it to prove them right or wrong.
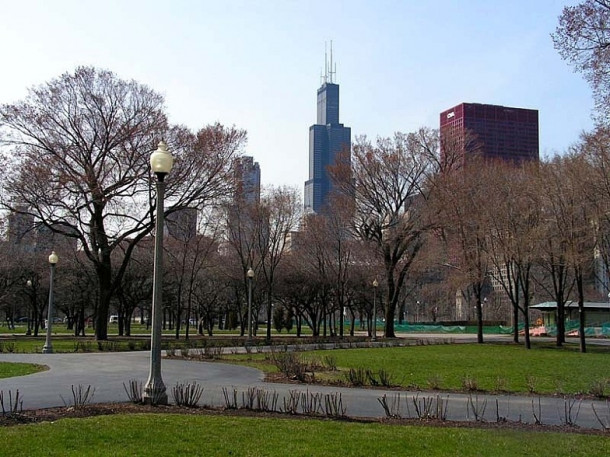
[0,350,608,430]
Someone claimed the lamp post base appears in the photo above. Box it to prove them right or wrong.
[142,383,168,405]
[42,345,53,354]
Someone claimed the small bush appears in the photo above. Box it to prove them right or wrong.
[366,369,379,386]
[461,375,478,392]
[323,355,337,371]
[493,376,509,393]
[589,379,609,398]
[378,369,394,387]
[526,375,537,394]
[427,374,443,390]
[271,352,308,381]
[73,341,93,353]
[97,341,119,352]
[345,367,366,387]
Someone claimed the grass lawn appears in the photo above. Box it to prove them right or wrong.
[0,413,607,457]
[0,362,46,379]
[225,343,610,395]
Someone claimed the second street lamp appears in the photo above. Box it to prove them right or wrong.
[42,251,58,354]
[143,140,173,405]
[247,267,254,341]
[372,278,378,341]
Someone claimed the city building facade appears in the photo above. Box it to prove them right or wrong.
[440,102,539,165]
[234,156,261,205]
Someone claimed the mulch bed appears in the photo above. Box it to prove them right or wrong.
[0,402,607,436]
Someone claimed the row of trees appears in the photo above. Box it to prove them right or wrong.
[7,123,608,353]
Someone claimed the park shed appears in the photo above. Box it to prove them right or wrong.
[529,301,610,327]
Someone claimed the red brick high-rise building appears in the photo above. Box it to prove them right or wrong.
[440,103,539,165]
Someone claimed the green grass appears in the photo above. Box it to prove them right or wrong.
[228,343,610,395]
[0,413,607,456]
[0,362,46,379]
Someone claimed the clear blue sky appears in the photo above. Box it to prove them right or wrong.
[0,0,593,191]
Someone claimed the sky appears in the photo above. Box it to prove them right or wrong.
[0,0,595,192]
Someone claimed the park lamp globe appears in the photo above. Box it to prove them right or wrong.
[150,140,174,181]
[48,251,59,265]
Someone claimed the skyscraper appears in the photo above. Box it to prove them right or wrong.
[440,103,539,165]
[166,207,198,241]
[304,46,351,214]
[234,156,261,205]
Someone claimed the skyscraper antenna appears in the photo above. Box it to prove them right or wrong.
[329,40,336,83]
[324,42,328,84]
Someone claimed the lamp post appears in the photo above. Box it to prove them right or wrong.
[42,251,58,354]
[26,279,34,336]
[143,140,173,405]
[372,278,379,341]
[247,267,254,341]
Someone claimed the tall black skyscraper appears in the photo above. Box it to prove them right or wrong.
[304,45,351,214]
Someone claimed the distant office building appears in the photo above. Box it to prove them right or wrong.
[166,207,197,241]
[440,103,539,165]
[304,45,351,214]
[234,156,261,205]
[7,207,34,246]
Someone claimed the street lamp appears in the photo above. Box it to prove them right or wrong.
[143,140,173,406]
[372,278,379,341]
[247,267,254,341]
[26,279,34,336]
[42,251,58,354]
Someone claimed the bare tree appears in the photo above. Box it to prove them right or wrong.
[552,0,610,121]
[255,186,301,341]
[333,129,438,337]
[431,156,494,343]
[0,67,246,339]
[482,162,543,348]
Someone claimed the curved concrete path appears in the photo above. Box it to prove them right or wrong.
[0,351,608,430]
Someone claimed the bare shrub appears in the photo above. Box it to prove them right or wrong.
[531,397,543,425]
[591,400,610,431]
[323,392,346,417]
[222,387,238,409]
[378,393,402,419]
[467,393,487,422]
[282,390,301,415]
[0,390,23,416]
[559,396,582,426]
[271,352,308,381]
[172,382,204,408]
[412,393,449,421]
[61,384,95,409]
[123,379,143,404]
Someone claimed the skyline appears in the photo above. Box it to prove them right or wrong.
[0,0,594,191]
